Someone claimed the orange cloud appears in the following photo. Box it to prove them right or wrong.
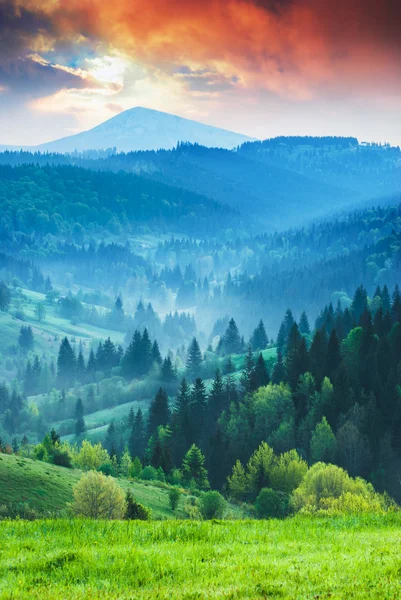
[10,0,401,100]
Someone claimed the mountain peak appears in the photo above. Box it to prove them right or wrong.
[34,107,256,153]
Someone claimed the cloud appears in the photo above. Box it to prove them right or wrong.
[8,0,398,100]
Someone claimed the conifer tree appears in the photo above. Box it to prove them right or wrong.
[105,421,118,457]
[309,329,327,388]
[102,337,117,373]
[111,296,125,326]
[121,330,142,379]
[221,318,242,354]
[272,350,286,384]
[251,353,270,391]
[381,284,391,313]
[181,444,209,489]
[129,408,146,459]
[57,337,76,387]
[86,349,96,380]
[326,329,341,379]
[351,285,368,323]
[228,460,248,500]
[24,360,35,396]
[147,388,170,437]
[299,310,311,335]
[19,325,34,353]
[392,285,401,323]
[151,340,162,365]
[190,378,208,444]
[186,337,203,381]
[208,369,226,422]
[240,345,254,396]
[161,356,176,382]
[74,398,86,437]
[140,328,153,375]
[276,321,287,354]
[128,406,135,428]
[250,320,268,350]
[76,348,86,381]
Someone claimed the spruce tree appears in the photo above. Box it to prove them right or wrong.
[86,349,96,376]
[186,337,203,381]
[76,348,86,381]
[105,422,118,457]
[222,318,242,354]
[250,320,268,350]
[128,406,135,428]
[161,356,176,382]
[326,329,341,379]
[309,329,327,388]
[140,328,153,375]
[351,285,368,323]
[171,378,192,464]
[151,340,162,366]
[381,284,391,313]
[251,353,270,391]
[240,345,254,397]
[147,388,170,437]
[19,325,34,353]
[129,408,146,459]
[190,378,208,444]
[299,311,311,335]
[181,444,209,489]
[272,350,286,384]
[57,337,76,387]
[208,369,226,422]
[102,337,117,373]
[74,398,86,437]
[391,285,401,323]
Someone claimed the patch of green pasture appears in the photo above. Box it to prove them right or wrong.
[1,514,401,599]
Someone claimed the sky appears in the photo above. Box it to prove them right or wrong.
[1,0,401,146]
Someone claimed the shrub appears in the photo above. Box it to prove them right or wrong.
[72,471,126,519]
[74,440,110,471]
[269,449,308,493]
[255,488,290,519]
[198,491,226,520]
[124,490,150,520]
[141,465,158,480]
[169,487,181,511]
[33,444,47,461]
[183,496,202,520]
[98,463,113,476]
[291,462,386,514]
[52,444,73,468]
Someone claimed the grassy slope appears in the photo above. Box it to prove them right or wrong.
[0,514,401,598]
[0,288,124,357]
[0,453,178,519]
[0,454,246,521]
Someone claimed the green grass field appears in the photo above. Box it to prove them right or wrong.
[0,514,400,599]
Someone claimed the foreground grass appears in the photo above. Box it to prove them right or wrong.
[0,514,400,599]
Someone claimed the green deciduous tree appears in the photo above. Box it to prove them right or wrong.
[72,471,126,519]
[310,417,337,464]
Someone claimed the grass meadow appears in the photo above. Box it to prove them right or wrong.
[1,514,401,599]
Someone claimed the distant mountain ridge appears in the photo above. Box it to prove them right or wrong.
[0,107,256,153]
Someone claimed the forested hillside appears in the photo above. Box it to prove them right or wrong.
[0,163,241,238]
[1,136,400,230]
